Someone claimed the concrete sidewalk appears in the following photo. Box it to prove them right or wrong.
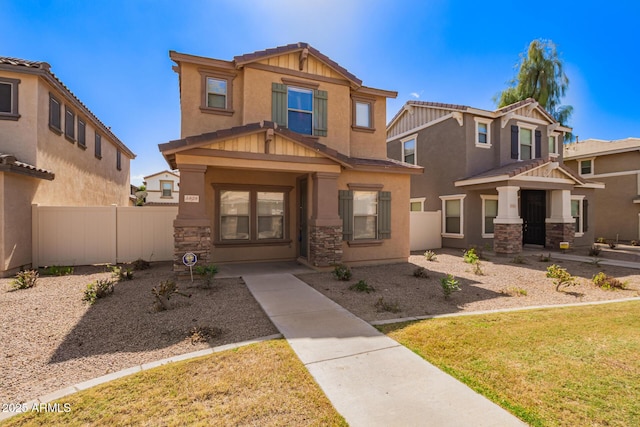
[243,273,526,427]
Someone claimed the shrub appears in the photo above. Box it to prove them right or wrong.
[596,237,606,243]
[440,274,460,299]
[501,287,528,297]
[463,248,479,265]
[349,279,375,293]
[131,258,151,270]
[546,264,576,291]
[413,266,429,278]
[41,265,74,276]
[194,264,218,287]
[473,262,484,276]
[592,272,627,290]
[588,245,601,256]
[511,255,527,264]
[110,265,134,280]
[332,264,352,281]
[11,270,39,290]
[374,297,401,313]
[83,279,115,304]
[152,280,191,311]
[424,250,438,261]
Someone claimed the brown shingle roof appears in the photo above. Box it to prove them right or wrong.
[0,56,135,158]
[233,42,362,87]
[0,153,54,180]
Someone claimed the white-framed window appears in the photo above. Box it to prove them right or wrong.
[355,101,371,128]
[353,191,378,239]
[161,180,172,197]
[548,133,559,156]
[206,77,227,109]
[410,197,426,212]
[401,134,417,165]
[579,159,594,176]
[287,87,313,135]
[440,195,466,238]
[519,124,536,160]
[571,195,586,237]
[0,77,20,120]
[481,195,498,238]
[474,118,492,147]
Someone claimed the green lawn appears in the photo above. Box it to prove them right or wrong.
[379,300,640,426]
[2,340,346,427]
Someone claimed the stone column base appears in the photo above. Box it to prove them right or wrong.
[309,224,343,267]
[545,222,575,249]
[494,223,523,254]
[173,221,212,274]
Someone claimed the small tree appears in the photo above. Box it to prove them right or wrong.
[546,264,576,291]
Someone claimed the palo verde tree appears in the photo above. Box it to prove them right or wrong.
[495,39,573,128]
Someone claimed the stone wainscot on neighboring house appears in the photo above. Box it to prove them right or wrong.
[386,99,604,254]
[564,137,640,242]
[159,42,422,272]
[142,170,180,205]
[0,57,135,277]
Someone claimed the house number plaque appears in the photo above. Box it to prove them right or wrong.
[184,195,199,203]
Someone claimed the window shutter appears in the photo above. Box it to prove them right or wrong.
[535,130,542,159]
[338,190,353,241]
[272,83,287,127]
[511,125,519,159]
[313,89,328,137]
[378,191,391,239]
[583,199,589,232]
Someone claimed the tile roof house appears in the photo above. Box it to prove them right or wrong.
[142,170,180,205]
[564,138,640,241]
[159,42,422,271]
[387,99,603,253]
[0,56,135,276]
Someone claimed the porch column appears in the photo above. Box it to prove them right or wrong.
[493,186,523,254]
[173,164,211,273]
[545,189,575,249]
[309,172,342,267]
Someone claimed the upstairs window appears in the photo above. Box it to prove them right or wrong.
[95,133,102,159]
[0,77,20,120]
[401,134,417,165]
[520,128,533,160]
[511,124,541,160]
[548,134,558,155]
[579,159,593,176]
[272,82,327,137]
[116,149,122,171]
[161,180,172,197]
[200,70,235,116]
[352,96,374,131]
[287,87,313,135]
[206,78,226,109]
[49,94,61,132]
[65,107,75,141]
[474,118,492,147]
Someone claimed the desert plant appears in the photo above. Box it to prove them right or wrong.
[413,266,429,278]
[41,265,74,276]
[473,262,484,276]
[440,274,461,299]
[374,297,401,313]
[463,248,479,265]
[332,264,352,281]
[110,265,134,280]
[194,264,218,287]
[424,250,438,261]
[83,279,115,304]
[538,253,551,262]
[131,258,151,270]
[631,240,638,246]
[501,287,528,297]
[546,264,576,292]
[596,237,606,244]
[151,280,191,311]
[349,279,375,293]
[588,245,601,256]
[511,255,527,264]
[11,270,39,290]
[592,272,627,290]
[188,326,224,344]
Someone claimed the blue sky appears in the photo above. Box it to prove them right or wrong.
[3,0,639,185]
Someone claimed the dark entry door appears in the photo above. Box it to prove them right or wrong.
[299,178,308,258]
[521,190,546,245]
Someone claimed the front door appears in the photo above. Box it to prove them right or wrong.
[298,178,308,258]
[521,190,546,245]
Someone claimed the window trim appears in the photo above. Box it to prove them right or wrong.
[49,93,62,134]
[160,180,173,198]
[548,132,559,158]
[410,197,426,212]
[474,117,492,148]
[480,195,498,238]
[579,158,594,177]
[351,95,375,133]
[571,195,586,237]
[199,69,236,116]
[518,123,536,160]
[65,106,75,143]
[94,133,102,159]
[401,133,417,165]
[0,77,20,120]
[213,184,292,246]
[440,194,466,238]
[77,119,86,149]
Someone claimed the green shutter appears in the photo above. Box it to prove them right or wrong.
[339,190,353,241]
[313,89,328,137]
[272,83,287,127]
[378,191,391,239]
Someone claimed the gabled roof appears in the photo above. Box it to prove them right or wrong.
[143,170,180,180]
[564,137,640,159]
[159,121,422,174]
[0,57,135,159]
[0,153,54,180]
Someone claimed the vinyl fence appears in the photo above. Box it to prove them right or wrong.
[410,210,442,251]
[32,205,178,267]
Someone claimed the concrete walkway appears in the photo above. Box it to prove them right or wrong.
[243,273,526,427]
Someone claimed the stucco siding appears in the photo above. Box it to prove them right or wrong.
[0,71,39,164]
[0,173,37,275]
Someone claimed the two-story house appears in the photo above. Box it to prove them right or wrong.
[0,57,135,276]
[159,43,422,271]
[387,99,603,254]
[564,138,640,242]
[142,170,180,205]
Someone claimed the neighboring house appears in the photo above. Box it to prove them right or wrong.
[142,170,180,205]
[159,42,422,270]
[0,57,135,276]
[387,99,603,253]
[564,138,640,242]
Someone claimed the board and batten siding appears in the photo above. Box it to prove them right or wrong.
[387,107,458,139]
